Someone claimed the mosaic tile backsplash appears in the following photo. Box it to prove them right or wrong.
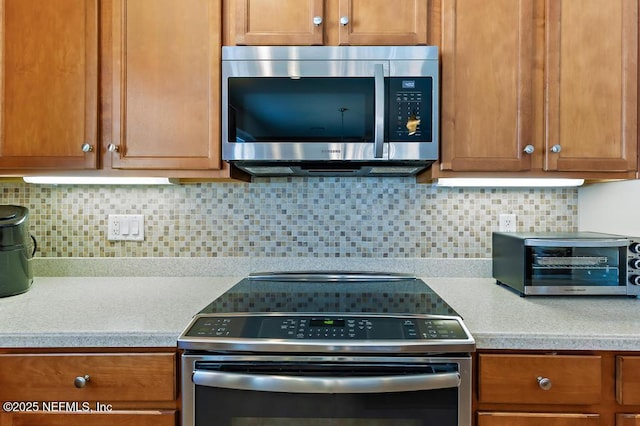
[0,178,577,258]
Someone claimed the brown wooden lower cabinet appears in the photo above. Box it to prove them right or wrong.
[0,411,175,426]
[476,351,640,426]
[477,412,600,426]
[0,349,178,426]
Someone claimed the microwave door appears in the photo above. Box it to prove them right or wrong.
[222,60,388,162]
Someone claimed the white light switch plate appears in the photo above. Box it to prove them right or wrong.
[107,214,144,241]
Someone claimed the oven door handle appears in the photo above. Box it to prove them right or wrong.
[192,370,460,394]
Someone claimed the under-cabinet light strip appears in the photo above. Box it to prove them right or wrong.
[23,177,175,185]
[436,178,585,187]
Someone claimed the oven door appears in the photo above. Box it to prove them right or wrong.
[182,354,472,426]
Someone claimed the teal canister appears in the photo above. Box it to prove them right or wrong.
[0,205,36,297]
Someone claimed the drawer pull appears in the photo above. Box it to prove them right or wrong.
[537,376,552,391]
[74,375,91,388]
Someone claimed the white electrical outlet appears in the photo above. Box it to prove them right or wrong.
[499,214,517,232]
[107,214,145,241]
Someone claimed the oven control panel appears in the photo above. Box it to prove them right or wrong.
[185,315,468,340]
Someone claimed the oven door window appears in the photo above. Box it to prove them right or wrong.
[192,362,460,426]
[527,245,626,286]
[227,77,375,143]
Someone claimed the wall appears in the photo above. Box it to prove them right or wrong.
[1,178,578,258]
[578,180,640,236]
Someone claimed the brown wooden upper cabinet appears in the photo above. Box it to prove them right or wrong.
[107,0,222,170]
[0,0,226,175]
[232,0,428,46]
[0,0,99,170]
[438,0,638,176]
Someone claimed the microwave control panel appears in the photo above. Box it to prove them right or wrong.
[387,77,433,142]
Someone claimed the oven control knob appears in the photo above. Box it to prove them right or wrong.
[629,259,640,270]
[630,243,640,254]
[74,375,90,388]
[629,275,640,286]
[536,376,552,391]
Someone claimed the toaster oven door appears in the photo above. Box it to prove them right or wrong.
[525,240,627,294]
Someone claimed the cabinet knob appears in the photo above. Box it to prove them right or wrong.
[536,376,552,391]
[81,143,94,153]
[340,16,349,26]
[313,16,323,26]
[523,144,535,154]
[550,144,562,153]
[74,375,90,388]
[107,143,120,153]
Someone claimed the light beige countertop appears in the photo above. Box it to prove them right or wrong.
[1,275,639,351]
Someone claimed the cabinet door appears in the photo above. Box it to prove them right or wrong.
[439,0,536,172]
[0,0,98,169]
[1,411,175,426]
[337,0,428,45]
[478,412,600,426]
[545,0,638,172]
[617,356,640,405]
[235,0,324,45]
[109,0,222,170]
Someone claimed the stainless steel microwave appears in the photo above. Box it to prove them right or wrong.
[222,46,439,177]
[492,232,640,297]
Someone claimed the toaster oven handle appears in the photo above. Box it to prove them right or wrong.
[373,63,385,159]
[524,238,629,247]
[192,370,461,394]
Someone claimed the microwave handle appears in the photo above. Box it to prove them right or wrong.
[374,63,385,158]
[192,370,460,394]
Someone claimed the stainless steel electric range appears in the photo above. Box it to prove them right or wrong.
[178,272,475,426]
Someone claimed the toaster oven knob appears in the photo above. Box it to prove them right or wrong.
[630,243,640,254]
[629,275,640,286]
[629,259,640,270]
[536,376,552,391]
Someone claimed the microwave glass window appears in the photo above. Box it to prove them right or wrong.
[228,78,374,143]
[527,246,624,287]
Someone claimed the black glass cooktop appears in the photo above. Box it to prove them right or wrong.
[179,273,475,353]
[198,272,459,317]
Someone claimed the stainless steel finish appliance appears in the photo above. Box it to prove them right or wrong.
[493,232,640,296]
[222,46,439,177]
[179,272,475,426]
[0,205,36,297]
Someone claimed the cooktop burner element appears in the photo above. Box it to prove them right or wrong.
[178,272,475,354]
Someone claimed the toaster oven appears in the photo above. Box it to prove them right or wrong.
[492,232,640,297]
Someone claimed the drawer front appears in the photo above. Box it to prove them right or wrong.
[617,414,640,426]
[0,353,175,402]
[617,356,640,405]
[478,412,600,426]
[478,354,602,405]
[5,410,176,426]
